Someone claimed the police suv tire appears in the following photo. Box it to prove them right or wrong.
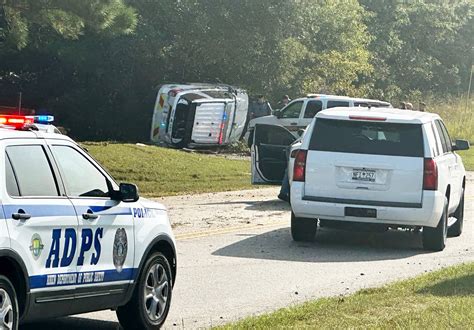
[0,275,19,330]
[291,212,317,242]
[448,189,464,237]
[423,199,448,251]
[117,252,172,329]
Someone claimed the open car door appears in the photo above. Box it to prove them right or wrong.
[251,124,296,184]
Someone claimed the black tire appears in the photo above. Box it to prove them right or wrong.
[0,275,19,330]
[291,212,317,241]
[117,252,173,329]
[423,198,448,251]
[448,189,464,237]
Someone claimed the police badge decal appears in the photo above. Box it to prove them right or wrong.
[113,228,128,272]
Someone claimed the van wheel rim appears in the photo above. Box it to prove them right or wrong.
[0,289,13,330]
[144,263,169,321]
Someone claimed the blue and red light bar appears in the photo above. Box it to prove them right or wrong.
[0,114,54,129]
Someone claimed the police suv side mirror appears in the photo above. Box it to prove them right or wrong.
[275,110,283,119]
[119,183,139,202]
[452,139,470,151]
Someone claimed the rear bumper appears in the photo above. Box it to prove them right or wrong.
[290,183,444,228]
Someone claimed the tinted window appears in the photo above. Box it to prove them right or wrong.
[280,101,303,118]
[304,101,323,118]
[327,100,350,109]
[51,145,109,198]
[6,145,59,196]
[5,155,19,197]
[434,120,449,153]
[309,118,424,157]
[255,125,295,146]
[438,121,452,153]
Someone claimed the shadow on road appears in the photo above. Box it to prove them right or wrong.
[417,273,474,297]
[21,317,120,330]
[200,199,290,212]
[213,227,430,262]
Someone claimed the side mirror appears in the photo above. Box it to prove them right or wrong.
[452,139,470,151]
[275,110,283,119]
[119,183,139,202]
[297,129,305,137]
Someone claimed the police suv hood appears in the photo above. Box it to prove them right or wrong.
[138,197,167,211]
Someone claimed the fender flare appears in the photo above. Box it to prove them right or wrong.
[123,235,177,302]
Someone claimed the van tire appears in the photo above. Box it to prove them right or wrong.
[0,275,19,330]
[423,199,448,251]
[291,212,317,242]
[117,252,172,329]
[448,189,464,237]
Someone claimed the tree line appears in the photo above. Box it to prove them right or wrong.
[0,0,472,141]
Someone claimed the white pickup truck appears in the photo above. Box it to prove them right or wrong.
[288,108,469,251]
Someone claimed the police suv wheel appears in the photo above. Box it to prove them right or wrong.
[423,198,448,251]
[0,276,18,330]
[117,252,172,329]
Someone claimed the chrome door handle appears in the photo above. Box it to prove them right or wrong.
[12,209,31,221]
[82,210,99,220]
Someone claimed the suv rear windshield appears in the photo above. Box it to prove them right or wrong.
[309,118,424,157]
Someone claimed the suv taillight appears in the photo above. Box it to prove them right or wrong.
[293,150,307,182]
[423,158,438,190]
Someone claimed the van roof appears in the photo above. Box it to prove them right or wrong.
[316,107,440,124]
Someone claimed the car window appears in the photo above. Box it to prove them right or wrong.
[5,155,20,197]
[255,125,296,146]
[51,145,109,198]
[309,118,424,157]
[438,121,452,153]
[280,101,303,118]
[304,100,323,118]
[434,120,449,153]
[326,100,350,109]
[6,145,59,197]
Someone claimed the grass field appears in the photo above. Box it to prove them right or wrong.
[430,96,473,143]
[218,262,474,329]
[83,142,253,197]
[459,149,474,171]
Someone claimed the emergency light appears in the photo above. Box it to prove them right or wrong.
[0,115,34,128]
[34,115,54,124]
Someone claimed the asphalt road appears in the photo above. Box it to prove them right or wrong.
[23,174,474,329]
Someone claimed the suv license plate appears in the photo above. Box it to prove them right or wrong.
[345,207,377,218]
[352,169,376,182]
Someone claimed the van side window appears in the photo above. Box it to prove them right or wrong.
[280,101,303,118]
[304,100,323,118]
[6,145,59,197]
[327,100,350,109]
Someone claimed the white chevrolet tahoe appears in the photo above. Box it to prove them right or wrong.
[290,107,469,251]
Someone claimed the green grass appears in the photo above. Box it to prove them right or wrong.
[430,96,473,143]
[83,142,252,197]
[218,262,474,329]
[458,149,474,171]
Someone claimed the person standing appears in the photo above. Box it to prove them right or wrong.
[278,95,291,108]
[419,102,427,112]
[249,95,272,119]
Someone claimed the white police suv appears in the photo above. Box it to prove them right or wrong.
[290,108,469,251]
[0,115,176,329]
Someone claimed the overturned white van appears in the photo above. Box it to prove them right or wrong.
[150,84,249,148]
